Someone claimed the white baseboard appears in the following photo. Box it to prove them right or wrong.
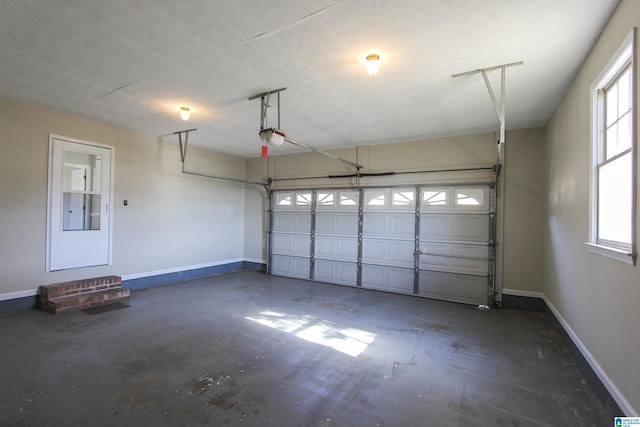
[543,295,637,416]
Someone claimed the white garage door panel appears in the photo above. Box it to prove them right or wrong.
[362,215,386,235]
[272,212,311,233]
[362,239,386,262]
[314,260,357,286]
[314,236,358,261]
[315,214,334,234]
[451,275,487,304]
[452,216,489,241]
[388,241,415,265]
[420,215,451,239]
[361,264,385,287]
[363,213,414,238]
[362,239,414,267]
[315,213,358,235]
[389,215,415,236]
[314,236,337,258]
[418,271,487,305]
[453,244,489,259]
[272,213,292,231]
[417,270,449,297]
[388,268,415,292]
[271,234,311,256]
[419,253,451,269]
[337,214,359,234]
[418,242,488,275]
[452,255,488,272]
[361,264,413,293]
[419,242,450,257]
[271,255,310,279]
[420,214,489,243]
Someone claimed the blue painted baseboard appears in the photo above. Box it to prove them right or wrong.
[0,296,37,315]
[501,293,623,417]
[548,310,624,417]
[123,261,243,290]
[0,261,267,314]
[502,294,547,311]
[123,261,266,290]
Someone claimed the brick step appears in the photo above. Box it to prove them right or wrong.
[39,275,122,299]
[40,288,130,314]
[38,275,128,314]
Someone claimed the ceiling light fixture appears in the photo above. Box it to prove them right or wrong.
[365,54,380,76]
[179,106,191,121]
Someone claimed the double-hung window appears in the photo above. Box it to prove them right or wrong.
[589,29,636,264]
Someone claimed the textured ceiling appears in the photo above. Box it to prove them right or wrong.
[0,0,619,158]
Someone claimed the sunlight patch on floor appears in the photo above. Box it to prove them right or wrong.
[245,310,376,357]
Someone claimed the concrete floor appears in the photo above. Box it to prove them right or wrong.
[0,271,610,426]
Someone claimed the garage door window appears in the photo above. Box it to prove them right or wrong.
[296,192,312,206]
[423,189,447,207]
[339,192,358,207]
[365,190,386,207]
[455,188,485,207]
[317,192,334,206]
[393,190,415,207]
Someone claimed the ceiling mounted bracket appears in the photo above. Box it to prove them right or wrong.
[452,61,523,154]
[247,87,288,102]
[248,88,363,171]
[452,61,521,310]
[248,87,287,132]
[172,128,270,192]
[174,128,197,163]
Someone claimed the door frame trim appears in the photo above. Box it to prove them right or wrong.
[46,134,115,272]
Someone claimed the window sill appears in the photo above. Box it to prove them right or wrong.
[585,243,636,266]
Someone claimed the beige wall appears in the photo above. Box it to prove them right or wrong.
[0,97,545,300]
[0,98,247,296]
[544,0,639,415]
[245,129,546,296]
[503,128,546,295]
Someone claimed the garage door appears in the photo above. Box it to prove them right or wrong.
[313,190,359,286]
[417,186,493,305]
[270,191,312,279]
[269,185,494,305]
[361,188,416,295]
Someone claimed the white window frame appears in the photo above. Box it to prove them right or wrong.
[588,29,637,265]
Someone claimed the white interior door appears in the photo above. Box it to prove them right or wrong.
[47,136,113,271]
